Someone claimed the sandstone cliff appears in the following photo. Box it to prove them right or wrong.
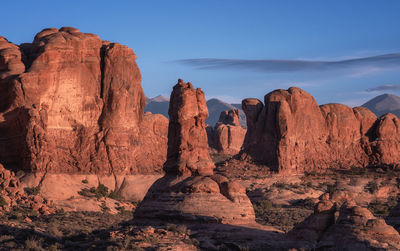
[240,87,400,172]
[0,27,167,174]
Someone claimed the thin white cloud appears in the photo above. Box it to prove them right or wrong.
[177,53,400,74]
[365,83,400,92]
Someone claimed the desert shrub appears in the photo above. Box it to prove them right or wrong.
[367,198,397,217]
[166,224,187,234]
[108,190,123,200]
[100,201,110,213]
[365,181,379,194]
[26,185,40,195]
[327,184,337,195]
[78,183,122,200]
[253,200,278,216]
[183,238,200,246]
[142,236,158,244]
[48,244,60,251]
[24,237,43,251]
[81,179,88,184]
[132,200,142,207]
[272,182,286,189]
[290,198,315,210]
[0,196,8,206]
[96,183,109,197]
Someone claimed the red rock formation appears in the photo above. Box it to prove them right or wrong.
[240,87,400,172]
[135,80,255,224]
[0,27,167,174]
[163,79,214,176]
[208,109,246,155]
[289,192,400,250]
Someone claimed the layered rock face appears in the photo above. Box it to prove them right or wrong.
[289,192,400,250]
[0,27,168,174]
[207,109,246,155]
[241,87,400,172]
[135,80,255,224]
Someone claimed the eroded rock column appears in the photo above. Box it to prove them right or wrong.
[135,79,255,224]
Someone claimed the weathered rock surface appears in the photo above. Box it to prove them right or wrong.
[0,27,168,174]
[288,192,400,250]
[135,80,256,225]
[0,163,57,216]
[208,109,246,155]
[240,87,400,172]
[163,79,214,177]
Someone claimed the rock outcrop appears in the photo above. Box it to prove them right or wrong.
[0,27,168,174]
[0,163,57,216]
[240,87,400,172]
[289,192,400,250]
[207,109,246,155]
[135,80,255,224]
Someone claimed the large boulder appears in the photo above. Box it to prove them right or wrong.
[288,192,400,250]
[239,87,400,172]
[0,27,167,174]
[135,80,255,224]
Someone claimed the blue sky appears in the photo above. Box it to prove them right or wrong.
[3,0,400,106]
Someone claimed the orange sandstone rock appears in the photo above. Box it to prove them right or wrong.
[135,80,255,225]
[209,109,246,155]
[240,87,400,172]
[0,27,167,174]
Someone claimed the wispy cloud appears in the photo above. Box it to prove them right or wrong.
[366,84,400,92]
[177,53,400,73]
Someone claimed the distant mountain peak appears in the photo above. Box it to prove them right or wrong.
[149,95,169,102]
[362,93,400,117]
[145,96,247,127]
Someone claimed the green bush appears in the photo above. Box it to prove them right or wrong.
[78,183,123,200]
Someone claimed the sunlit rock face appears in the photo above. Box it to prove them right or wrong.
[0,27,168,174]
[135,80,256,225]
[288,192,400,250]
[207,109,246,155]
[240,87,400,173]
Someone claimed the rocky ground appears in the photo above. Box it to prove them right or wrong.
[1,157,400,250]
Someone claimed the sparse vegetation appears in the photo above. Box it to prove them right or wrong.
[26,185,41,195]
[368,197,398,217]
[327,184,337,195]
[78,183,123,200]
[82,179,89,184]
[290,198,315,210]
[166,224,187,234]
[365,181,379,194]
[0,196,8,207]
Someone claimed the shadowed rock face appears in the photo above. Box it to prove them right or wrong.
[240,87,400,172]
[135,80,256,225]
[208,109,246,155]
[0,27,168,174]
